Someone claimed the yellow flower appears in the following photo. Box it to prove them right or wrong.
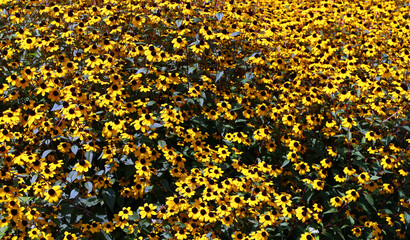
[352,227,362,237]
[320,158,332,168]
[312,179,324,190]
[230,195,245,209]
[282,114,295,126]
[259,211,278,227]
[341,117,357,129]
[103,222,116,233]
[330,196,344,207]
[172,37,187,49]
[45,185,62,203]
[343,166,356,176]
[344,189,359,202]
[118,207,133,220]
[288,140,302,152]
[300,232,315,240]
[139,203,157,219]
[365,131,381,141]
[74,160,92,173]
[357,172,370,184]
[380,156,395,169]
[113,213,129,229]
[275,194,292,208]
[294,161,310,175]
[295,206,311,223]
[63,232,77,240]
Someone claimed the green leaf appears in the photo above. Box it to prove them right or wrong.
[353,150,364,160]
[70,189,79,199]
[101,231,113,240]
[357,202,369,213]
[85,151,94,163]
[30,174,38,184]
[102,189,116,211]
[333,226,345,240]
[162,232,173,239]
[188,65,197,74]
[158,140,166,148]
[161,178,173,193]
[215,71,224,82]
[41,149,54,159]
[380,209,393,214]
[84,182,93,193]
[321,231,334,239]
[215,12,224,21]
[404,212,410,223]
[364,193,374,207]
[67,171,78,183]
[231,32,241,37]
[81,196,101,207]
[71,145,79,155]
[128,212,139,221]
[281,160,290,168]
[51,103,63,111]
[144,185,154,193]
[370,175,381,181]
[175,19,183,28]
[345,216,354,226]
[306,189,314,204]
[324,208,338,214]
[150,123,163,128]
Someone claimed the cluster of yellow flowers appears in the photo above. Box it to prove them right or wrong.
[0,0,409,239]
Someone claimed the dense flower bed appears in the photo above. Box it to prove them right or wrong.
[0,0,409,239]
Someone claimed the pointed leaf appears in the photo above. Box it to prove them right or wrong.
[102,189,116,211]
[41,150,53,159]
[67,171,78,183]
[215,13,223,21]
[215,71,224,82]
[84,182,93,194]
[70,189,79,199]
[71,145,79,155]
[51,103,63,111]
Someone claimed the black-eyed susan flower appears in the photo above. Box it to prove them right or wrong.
[300,232,315,240]
[312,179,324,190]
[345,189,359,202]
[139,203,157,219]
[231,231,245,240]
[275,193,292,208]
[357,172,370,184]
[63,232,77,240]
[295,206,312,223]
[396,229,406,239]
[45,185,62,203]
[294,161,310,175]
[282,114,295,126]
[230,195,245,209]
[74,160,92,174]
[343,166,356,176]
[341,117,357,129]
[102,222,115,234]
[118,207,133,220]
[380,156,395,169]
[259,212,277,227]
[113,213,129,229]
[351,227,362,237]
[172,37,187,49]
[330,196,344,208]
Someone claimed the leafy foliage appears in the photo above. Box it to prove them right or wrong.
[0,0,409,239]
